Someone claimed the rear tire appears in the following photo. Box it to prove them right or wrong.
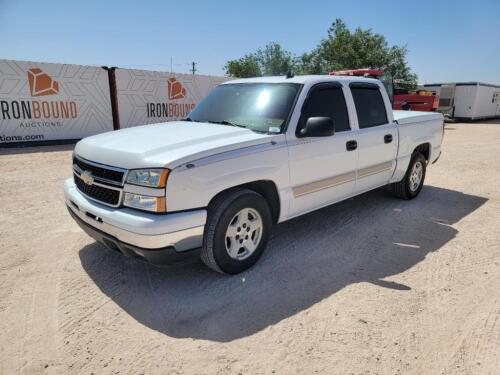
[201,188,272,274]
[391,153,427,200]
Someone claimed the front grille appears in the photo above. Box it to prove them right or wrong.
[74,157,124,184]
[74,174,120,206]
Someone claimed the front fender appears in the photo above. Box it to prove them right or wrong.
[165,143,290,216]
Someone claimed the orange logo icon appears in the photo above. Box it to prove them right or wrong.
[28,68,59,97]
[167,78,186,100]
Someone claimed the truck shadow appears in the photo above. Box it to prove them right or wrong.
[79,185,487,342]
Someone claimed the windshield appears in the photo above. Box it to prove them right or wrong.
[187,83,301,133]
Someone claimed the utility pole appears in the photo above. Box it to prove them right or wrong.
[191,61,197,75]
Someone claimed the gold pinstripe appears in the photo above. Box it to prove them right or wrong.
[357,161,393,178]
[293,171,356,197]
[292,161,393,197]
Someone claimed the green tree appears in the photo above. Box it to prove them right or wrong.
[224,19,417,87]
[224,54,261,78]
[297,19,417,87]
[385,45,418,90]
[224,42,294,78]
[295,51,326,75]
[255,42,295,76]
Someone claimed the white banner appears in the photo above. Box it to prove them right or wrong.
[115,68,228,128]
[0,59,114,144]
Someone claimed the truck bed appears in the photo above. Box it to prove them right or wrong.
[393,110,443,125]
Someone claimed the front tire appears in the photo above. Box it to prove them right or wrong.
[390,153,427,200]
[201,188,272,274]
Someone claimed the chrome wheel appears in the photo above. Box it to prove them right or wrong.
[409,161,424,192]
[225,208,263,260]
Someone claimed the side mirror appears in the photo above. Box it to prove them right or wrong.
[300,117,335,137]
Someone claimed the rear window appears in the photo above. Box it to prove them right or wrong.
[350,85,388,128]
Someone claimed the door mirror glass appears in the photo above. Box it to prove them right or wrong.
[300,117,335,137]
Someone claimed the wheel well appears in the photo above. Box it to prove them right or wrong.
[210,181,281,223]
[413,143,430,161]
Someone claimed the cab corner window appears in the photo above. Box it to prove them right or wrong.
[299,86,350,135]
[350,86,388,129]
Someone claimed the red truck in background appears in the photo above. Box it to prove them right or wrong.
[330,69,439,112]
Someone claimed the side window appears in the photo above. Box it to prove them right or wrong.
[350,85,388,128]
[299,86,350,134]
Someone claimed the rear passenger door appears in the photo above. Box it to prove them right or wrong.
[287,82,358,217]
[350,82,397,192]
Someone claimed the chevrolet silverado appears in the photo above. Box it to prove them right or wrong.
[65,75,444,274]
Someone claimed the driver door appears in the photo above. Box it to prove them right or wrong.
[287,83,358,218]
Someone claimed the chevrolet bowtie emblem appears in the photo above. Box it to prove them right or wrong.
[81,170,94,186]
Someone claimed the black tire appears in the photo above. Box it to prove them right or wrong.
[390,153,427,200]
[201,188,272,274]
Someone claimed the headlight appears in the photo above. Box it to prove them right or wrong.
[124,193,166,213]
[126,168,169,188]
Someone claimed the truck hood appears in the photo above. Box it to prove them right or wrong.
[74,121,273,169]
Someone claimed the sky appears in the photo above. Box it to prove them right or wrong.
[1,0,499,84]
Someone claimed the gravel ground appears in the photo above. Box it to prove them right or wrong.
[1,120,500,375]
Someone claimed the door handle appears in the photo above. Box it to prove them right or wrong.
[384,134,393,143]
[346,140,357,151]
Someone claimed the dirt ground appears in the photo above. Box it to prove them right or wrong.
[1,120,500,375]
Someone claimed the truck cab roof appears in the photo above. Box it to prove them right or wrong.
[222,75,382,86]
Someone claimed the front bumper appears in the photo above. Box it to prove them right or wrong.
[64,179,207,264]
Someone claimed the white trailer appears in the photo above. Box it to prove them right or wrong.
[422,82,500,121]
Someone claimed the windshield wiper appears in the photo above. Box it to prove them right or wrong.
[181,117,193,121]
[207,120,247,129]
[207,120,273,134]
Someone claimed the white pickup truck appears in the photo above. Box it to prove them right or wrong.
[64,75,444,274]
